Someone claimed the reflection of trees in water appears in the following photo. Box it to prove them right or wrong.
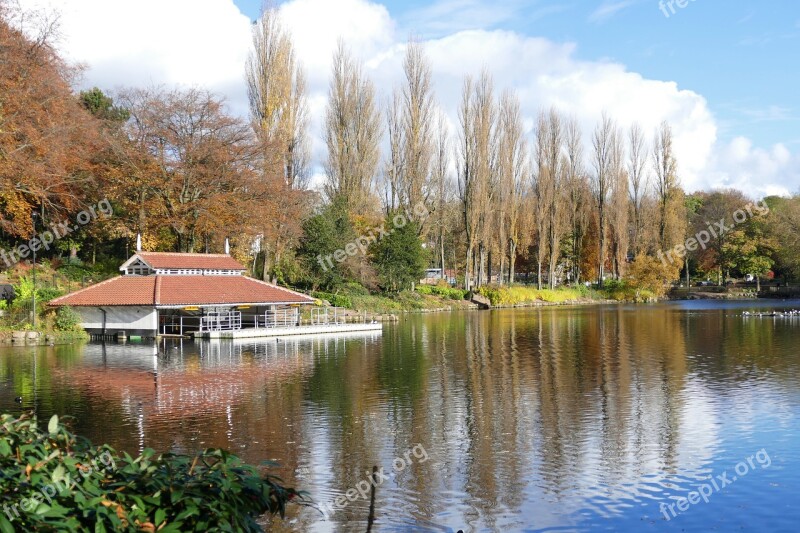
[3,309,797,531]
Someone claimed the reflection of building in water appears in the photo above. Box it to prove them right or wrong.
[68,333,381,460]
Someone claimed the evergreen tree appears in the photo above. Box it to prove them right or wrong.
[370,212,428,292]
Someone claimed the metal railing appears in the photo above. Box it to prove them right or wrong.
[199,311,242,332]
[160,315,201,336]
[310,307,351,326]
[258,307,299,328]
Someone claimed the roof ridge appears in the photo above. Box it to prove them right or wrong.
[154,275,162,305]
[138,252,232,256]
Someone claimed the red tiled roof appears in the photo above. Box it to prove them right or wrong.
[50,276,314,307]
[135,252,245,270]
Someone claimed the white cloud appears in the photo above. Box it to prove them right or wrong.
[17,0,799,198]
[705,138,800,197]
[589,0,643,24]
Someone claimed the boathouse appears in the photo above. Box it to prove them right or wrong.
[49,251,379,339]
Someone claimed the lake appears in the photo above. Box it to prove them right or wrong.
[1,300,799,532]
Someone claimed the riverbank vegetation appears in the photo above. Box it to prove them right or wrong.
[2,2,798,311]
[0,413,301,532]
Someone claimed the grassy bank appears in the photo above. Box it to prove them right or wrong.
[476,285,602,306]
[311,283,611,314]
[309,283,473,314]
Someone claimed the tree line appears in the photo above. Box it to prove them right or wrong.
[1,3,796,293]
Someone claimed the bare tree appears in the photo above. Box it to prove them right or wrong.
[532,112,549,290]
[246,4,310,190]
[652,120,679,250]
[591,112,618,286]
[398,40,435,229]
[384,90,403,210]
[457,71,496,290]
[323,40,382,215]
[564,116,588,284]
[628,122,649,255]
[543,108,565,289]
[432,110,452,281]
[496,90,527,285]
[609,136,629,278]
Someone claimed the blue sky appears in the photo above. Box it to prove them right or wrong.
[25,0,798,195]
[235,0,799,149]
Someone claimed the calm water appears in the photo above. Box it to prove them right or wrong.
[1,300,799,532]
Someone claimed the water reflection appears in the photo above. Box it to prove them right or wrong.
[1,302,798,532]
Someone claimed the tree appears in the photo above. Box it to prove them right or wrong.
[79,87,130,123]
[496,91,527,285]
[370,211,428,292]
[627,123,649,256]
[591,113,618,287]
[431,110,452,283]
[246,4,309,190]
[627,254,673,300]
[116,87,259,253]
[564,116,589,284]
[396,40,435,229]
[246,4,311,280]
[609,132,628,279]
[652,121,684,252]
[0,7,103,241]
[296,197,357,290]
[767,195,800,280]
[323,41,381,216]
[457,71,496,290]
[538,108,566,289]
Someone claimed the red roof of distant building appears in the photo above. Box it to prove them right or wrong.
[133,252,245,270]
[50,276,314,307]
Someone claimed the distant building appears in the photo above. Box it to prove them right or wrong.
[420,268,457,286]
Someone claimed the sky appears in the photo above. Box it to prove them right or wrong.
[16,0,800,197]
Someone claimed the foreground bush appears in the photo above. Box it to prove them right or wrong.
[0,414,302,532]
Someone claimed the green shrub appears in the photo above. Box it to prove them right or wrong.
[0,413,302,532]
[341,282,370,296]
[310,291,353,309]
[53,306,81,331]
[36,286,64,303]
[416,285,468,300]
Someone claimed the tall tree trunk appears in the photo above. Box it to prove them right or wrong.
[465,246,473,291]
[487,249,493,285]
[509,239,516,285]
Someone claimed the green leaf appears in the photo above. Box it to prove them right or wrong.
[154,508,166,526]
[52,464,66,484]
[0,514,15,533]
[0,439,11,457]
[48,415,59,434]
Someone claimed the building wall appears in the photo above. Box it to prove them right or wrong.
[76,306,157,335]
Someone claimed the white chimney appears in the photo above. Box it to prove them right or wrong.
[224,237,230,255]
[136,233,142,252]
